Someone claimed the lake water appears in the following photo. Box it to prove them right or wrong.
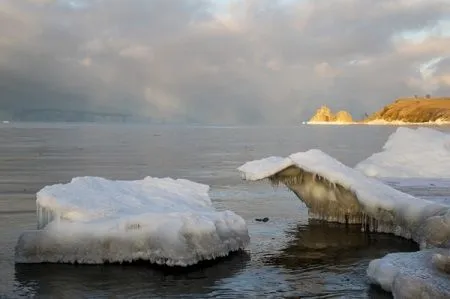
[1,123,445,298]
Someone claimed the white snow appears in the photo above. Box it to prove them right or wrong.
[15,176,249,266]
[367,249,450,298]
[356,127,450,178]
[238,156,294,181]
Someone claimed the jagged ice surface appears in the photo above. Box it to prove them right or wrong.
[356,127,450,178]
[367,249,450,298]
[15,177,249,266]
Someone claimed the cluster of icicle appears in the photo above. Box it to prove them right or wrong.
[266,166,448,249]
[37,206,56,229]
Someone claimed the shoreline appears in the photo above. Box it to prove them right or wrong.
[305,120,450,126]
[308,98,450,125]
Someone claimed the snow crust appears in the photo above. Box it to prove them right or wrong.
[15,177,249,266]
[356,127,450,178]
[238,156,293,181]
[367,249,450,298]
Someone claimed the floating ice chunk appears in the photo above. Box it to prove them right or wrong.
[367,249,450,298]
[238,149,450,247]
[15,177,249,266]
[356,127,450,178]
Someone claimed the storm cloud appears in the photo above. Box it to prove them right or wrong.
[0,0,449,123]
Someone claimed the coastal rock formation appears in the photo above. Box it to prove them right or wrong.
[334,110,353,123]
[308,105,353,123]
[365,97,450,123]
[309,106,335,122]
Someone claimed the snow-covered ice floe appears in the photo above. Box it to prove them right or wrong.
[15,177,249,266]
[238,127,450,298]
[367,249,450,298]
[356,127,450,179]
[238,149,450,247]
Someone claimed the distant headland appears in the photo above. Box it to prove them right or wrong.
[307,97,450,125]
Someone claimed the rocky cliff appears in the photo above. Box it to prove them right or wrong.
[309,106,353,123]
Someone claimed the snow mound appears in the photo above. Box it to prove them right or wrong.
[15,177,249,266]
[367,249,450,298]
[356,127,450,178]
[238,149,450,247]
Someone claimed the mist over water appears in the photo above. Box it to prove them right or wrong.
[1,123,442,298]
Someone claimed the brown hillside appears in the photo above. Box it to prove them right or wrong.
[365,97,450,123]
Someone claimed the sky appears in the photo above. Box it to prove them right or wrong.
[0,0,449,124]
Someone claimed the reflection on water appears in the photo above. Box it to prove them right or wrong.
[15,252,250,298]
[269,220,419,267]
[266,220,419,298]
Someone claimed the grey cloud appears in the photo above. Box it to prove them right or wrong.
[0,0,449,124]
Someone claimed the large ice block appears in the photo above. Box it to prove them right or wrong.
[238,149,450,248]
[15,177,249,266]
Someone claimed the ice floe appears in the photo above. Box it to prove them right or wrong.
[15,177,249,266]
[356,127,450,178]
[367,249,450,298]
[238,149,449,247]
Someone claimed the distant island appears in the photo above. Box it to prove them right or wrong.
[307,97,450,125]
[308,106,353,124]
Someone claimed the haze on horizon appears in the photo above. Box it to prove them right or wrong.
[0,0,449,124]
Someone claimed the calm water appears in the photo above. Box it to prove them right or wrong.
[2,123,445,298]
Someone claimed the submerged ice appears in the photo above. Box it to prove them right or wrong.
[238,127,450,298]
[15,177,249,266]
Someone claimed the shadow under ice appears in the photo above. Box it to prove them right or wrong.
[14,250,250,298]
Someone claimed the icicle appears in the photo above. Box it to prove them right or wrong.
[266,163,442,246]
[37,204,56,229]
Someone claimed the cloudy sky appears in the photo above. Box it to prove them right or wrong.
[0,0,449,124]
